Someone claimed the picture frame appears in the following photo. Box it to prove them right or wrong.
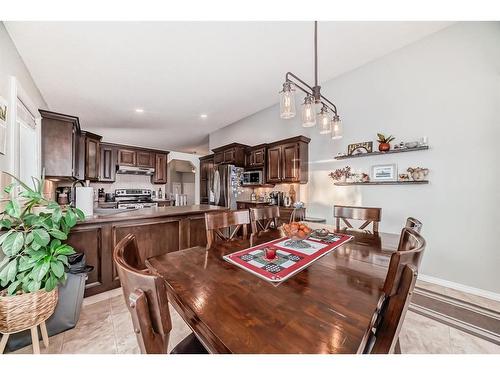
[347,141,373,155]
[0,96,7,155]
[371,163,397,181]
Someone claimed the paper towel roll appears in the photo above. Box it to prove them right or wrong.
[75,187,94,217]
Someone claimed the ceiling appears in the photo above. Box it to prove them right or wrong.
[5,21,452,154]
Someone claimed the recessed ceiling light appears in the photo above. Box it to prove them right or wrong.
[200,114,208,119]
[135,108,144,113]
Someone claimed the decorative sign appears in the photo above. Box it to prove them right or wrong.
[347,141,373,156]
[371,164,397,181]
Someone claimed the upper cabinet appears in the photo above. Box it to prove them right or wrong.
[81,131,102,181]
[246,145,266,168]
[117,149,136,166]
[39,110,83,180]
[266,136,310,184]
[137,151,154,168]
[99,143,117,182]
[212,143,248,167]
[152,153,168,184]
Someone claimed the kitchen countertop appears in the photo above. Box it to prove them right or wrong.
[79,204,227,224]
[236,200,271,205]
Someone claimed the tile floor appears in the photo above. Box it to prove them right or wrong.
[8,280,500,354]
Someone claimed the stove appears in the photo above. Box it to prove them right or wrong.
[114,189,158,209]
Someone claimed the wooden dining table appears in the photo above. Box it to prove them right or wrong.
[145,224,400,354]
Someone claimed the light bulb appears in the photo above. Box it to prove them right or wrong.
[301,95,316,127]
[279,82,296,119]
[318,106,331,134]
[331,115,343,140]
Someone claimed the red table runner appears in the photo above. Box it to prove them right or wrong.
[223,233,353,282]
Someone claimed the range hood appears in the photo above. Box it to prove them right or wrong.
[116,165,155,176]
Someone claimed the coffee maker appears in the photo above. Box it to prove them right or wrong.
[269,191,285,206]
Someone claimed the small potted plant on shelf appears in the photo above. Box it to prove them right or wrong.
[329,166,352,183]
[377,133,395,152]
[0,172,84,338]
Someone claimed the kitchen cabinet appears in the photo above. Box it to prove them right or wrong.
[118,149,136,166]
[266,136,310,184]
[99,143,117,182]
[81,131,102,181]
[246,145,266,168]
[137,151,154,168]
[152,153,168,184]
[211,143,248,167]
[39,110,83,180]
[199,155,214,204]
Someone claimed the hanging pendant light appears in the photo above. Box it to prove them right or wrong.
[331,115,343,139]
[279,82,296,119]
[318,105,331,134]
[301,95,316,127]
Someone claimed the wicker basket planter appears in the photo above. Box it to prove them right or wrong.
[0,288,58,334]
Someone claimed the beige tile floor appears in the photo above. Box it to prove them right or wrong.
[8,282,500,354]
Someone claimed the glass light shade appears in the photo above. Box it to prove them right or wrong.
[331,116,343,139]
[301,96,316,127]
[279,83,296,119]
[318,107,331,134]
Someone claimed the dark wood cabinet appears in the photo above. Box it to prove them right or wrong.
[152,153,168,184]
[39,110,82,179]
[247,145,266,168]
[99,144,117,182]
[81,131,102,181]
[137,151,154,168]
[266,136,310,184]
[118,149,136,166]
[199,155,214,204]
[211,143,248,167]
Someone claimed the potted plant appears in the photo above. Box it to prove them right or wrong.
[377,133,395,152]
[329,166,352,183]
[0,172,84,336]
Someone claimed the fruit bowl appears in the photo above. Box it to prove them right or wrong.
[281,222,313,244]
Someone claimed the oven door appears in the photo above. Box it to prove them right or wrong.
[242,170,263,186]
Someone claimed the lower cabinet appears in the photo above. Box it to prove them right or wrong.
[68,214,208,297]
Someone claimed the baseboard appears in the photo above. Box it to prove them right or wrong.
[418,274,500,302]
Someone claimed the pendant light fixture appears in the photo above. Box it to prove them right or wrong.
[279,21,342,137]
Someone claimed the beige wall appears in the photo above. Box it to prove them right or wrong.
[209,22,500,295]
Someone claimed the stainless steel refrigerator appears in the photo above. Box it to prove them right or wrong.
[212,164,244,210]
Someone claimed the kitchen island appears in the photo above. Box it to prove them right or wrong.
[67,205,226,296]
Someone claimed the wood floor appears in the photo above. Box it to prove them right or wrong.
[7,280,500,354]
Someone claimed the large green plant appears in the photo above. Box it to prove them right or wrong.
[0,173,84,296]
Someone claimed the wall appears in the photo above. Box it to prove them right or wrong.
[0,22,47,195]
[209,22,500,294]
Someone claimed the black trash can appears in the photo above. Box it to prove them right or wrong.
[4,253,93,352]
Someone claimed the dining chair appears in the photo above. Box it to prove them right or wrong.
[205,210,250,248]
[113,234,207,354]
[405,217,423,233]
[334,205,382,232]
[363,227,425,354]
[249,206,281,246]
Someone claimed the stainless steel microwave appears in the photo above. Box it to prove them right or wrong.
[242,170,263,186]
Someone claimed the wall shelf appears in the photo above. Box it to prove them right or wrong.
[335,145,429,160]
[334,181,429,186]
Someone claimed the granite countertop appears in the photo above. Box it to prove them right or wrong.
[236,200,271,205]
[79,205,226,224]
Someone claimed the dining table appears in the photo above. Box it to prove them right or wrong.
[145,224,401,354]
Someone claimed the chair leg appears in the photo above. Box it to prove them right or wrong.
[394,339,402,354]
[0,333,10,354]
[40,322,49,349]
[30,326,40,354]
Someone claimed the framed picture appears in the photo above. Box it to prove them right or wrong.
[0,96,7,155]
[371,164,397,181]
[347,141,373,155]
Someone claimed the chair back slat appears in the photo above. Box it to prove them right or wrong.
[334,205,381,232]
[205,210,250,248]
[249,206,282,246]
[113,234,172,354]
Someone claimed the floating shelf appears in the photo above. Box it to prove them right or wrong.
[335,146,429,160]
[334,181,429,186]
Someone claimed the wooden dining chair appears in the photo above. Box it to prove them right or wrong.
[113,234,207,354]
[405,217,423,233]
[364,228,426,354]
[204,210,250,248]
[249,206,281,246]
[334,205,382,232]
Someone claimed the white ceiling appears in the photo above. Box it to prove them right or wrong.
[5,21,452,153]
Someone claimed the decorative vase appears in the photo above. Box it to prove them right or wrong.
[339,175,347,183]
[378,142,391,152]
[0,288,58,334]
